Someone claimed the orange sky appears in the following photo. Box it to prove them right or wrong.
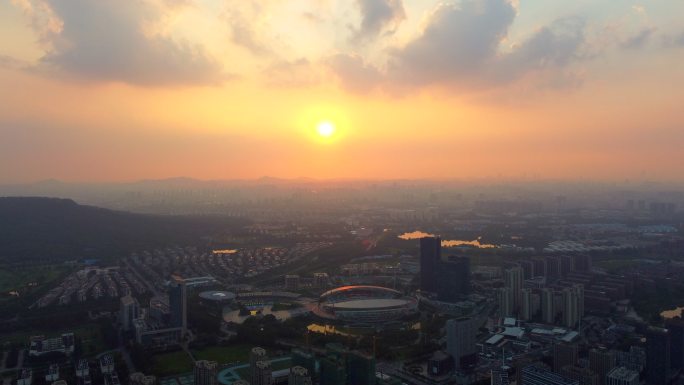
[1,0,683,182]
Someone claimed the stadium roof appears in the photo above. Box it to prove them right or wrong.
[320,285,401,298]
[329,298,412,310]
[199,291,236,301]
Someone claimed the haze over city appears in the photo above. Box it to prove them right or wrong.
[2,2,684,385]
[1,0,684,182]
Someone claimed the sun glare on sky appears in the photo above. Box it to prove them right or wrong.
[317,121,336,138]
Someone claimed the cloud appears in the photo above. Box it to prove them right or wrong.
[15,0,226,86]
[621,27,657,49]
[264,58,324,87]
[329,0,589,94]
[223,2,274,56]
[353,0,406,41]
[326,53,383,92]
[631,5,645,15]
[0,55,30,70]
[387,0,517,87]
[662,31,684,48]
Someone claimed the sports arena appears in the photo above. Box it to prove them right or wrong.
[315,286,418,323]
[199,290,237,303]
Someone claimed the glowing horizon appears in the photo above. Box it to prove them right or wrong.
[1,0,683,183]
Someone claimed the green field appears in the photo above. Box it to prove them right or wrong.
[0,265,72,293]
[151,351,195,377]
[191,344,252,365]
[595,258,641,273]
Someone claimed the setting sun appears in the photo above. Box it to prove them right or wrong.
[317,121,336,138]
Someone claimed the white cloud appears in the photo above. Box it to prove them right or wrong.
[14,0,226,86]
[353,0,406,42]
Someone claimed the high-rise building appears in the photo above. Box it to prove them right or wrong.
[553,343,578,373]
[435,256,470,302]
[288,366,312,385]
[17,369,32,385]
[554,292,564,320]
[645,327,671,385]
[498,288,513,318]
[520,289,533,321]
[319,354,346,385]
[491,366,511,385]
[193,361,217,385]
[346,351,376,385]
[560,365,598,385]
[168,276,187,335]
[250,347,268,384]
[504,267,523,310]
[76,359,90,379]
[521,365,579,385]
[517,260,534,279]
[119,295,140,331]
[428,351,453,376]
[573,255,592,273]
[562,287,579,328]
[313,273,329,288]
[575,284,585,319]
[129,373,157,385]
[559,256,574,278]
[615,346,646,373]
[541,288,555,324]
[446,318,477,370]
[545,257,561,280]
[45,364,59,382]
[291,349,316,379]
[284,275,300,291]
[666,317,684,370]
[532,259,547,279]
[419,237,471,301]
[531,292,541,319]
[420,237,441,293]
[588,349,616,385]
[606,367,639,385]
[252,361,272,385]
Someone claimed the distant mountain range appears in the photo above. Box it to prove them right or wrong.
[0,197,245,264]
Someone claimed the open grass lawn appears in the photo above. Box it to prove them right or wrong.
[595,258,640,273]
[191,344,252,365]
[76,325,106,357]
[151,351,194,377]
[0,265,72,293]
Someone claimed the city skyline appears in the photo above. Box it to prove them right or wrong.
[1,0,683,182]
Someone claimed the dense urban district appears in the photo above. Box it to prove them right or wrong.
[1,181,684,385]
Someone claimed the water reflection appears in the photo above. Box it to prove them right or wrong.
[661,307,684,319]
[307,324,360,337]
[398,231,433,240]
[307,322,421,336]
[441,239,496,249]
[213,249,238,254]
[398,231,497,249]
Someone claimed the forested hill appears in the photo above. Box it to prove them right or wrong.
[0,197,246,264]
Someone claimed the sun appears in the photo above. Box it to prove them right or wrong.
[317,121,336,137]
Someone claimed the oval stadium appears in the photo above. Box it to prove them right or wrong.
[315,286,417,323]
[198,291,237,303]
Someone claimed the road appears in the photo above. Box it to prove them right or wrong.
[376,362,437,385]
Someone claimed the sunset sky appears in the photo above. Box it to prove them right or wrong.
[1,0,683,182]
